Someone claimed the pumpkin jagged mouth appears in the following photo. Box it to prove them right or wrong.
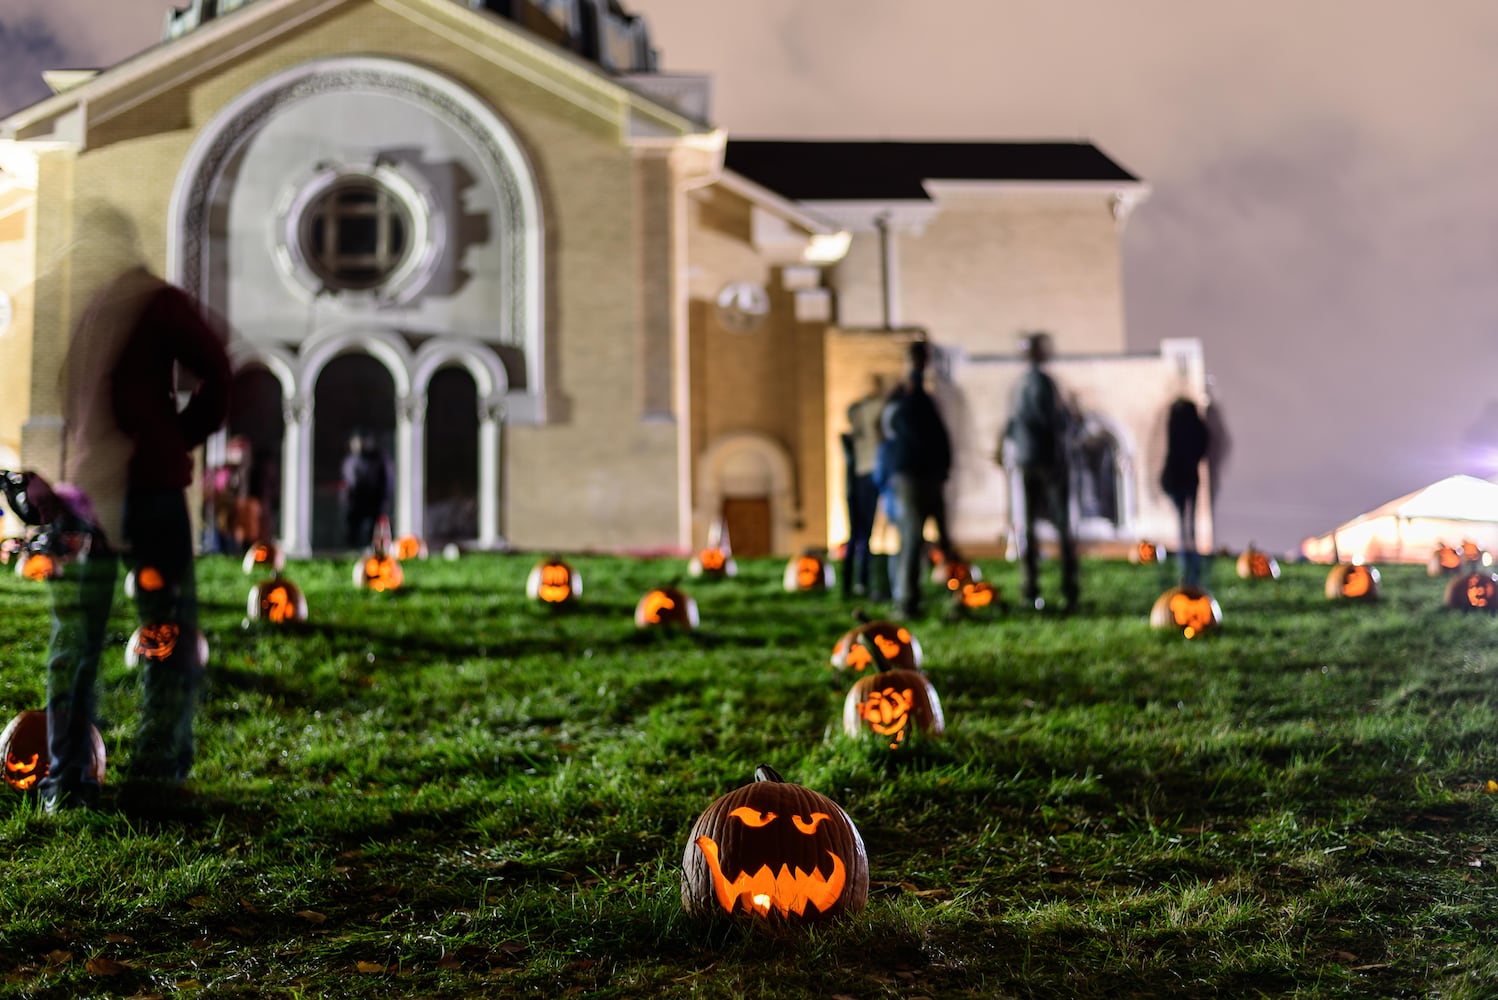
[694,836,846,918]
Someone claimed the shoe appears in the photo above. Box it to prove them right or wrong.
[41,784,99,815]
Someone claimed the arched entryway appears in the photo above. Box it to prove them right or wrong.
[697,433,798,556]
[313,354,395,549]
[227,365,286,543]
[424,365,479,544]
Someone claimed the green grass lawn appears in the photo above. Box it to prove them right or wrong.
[0,550,1493,998]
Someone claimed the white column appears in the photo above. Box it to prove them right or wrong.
[283,395,312,557]
[396,393,424,539]
[478,398,503,548]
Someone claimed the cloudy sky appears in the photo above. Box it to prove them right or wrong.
[4,0,1497,553]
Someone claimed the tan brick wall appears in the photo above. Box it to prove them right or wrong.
[836,191,1128,357]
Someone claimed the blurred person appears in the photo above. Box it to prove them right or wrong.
[882,341,957,619]
[341,430,391,549]
[1002,332,1078,612]
[1161,396,1211,586]
[841,375,888,598]
[41,201,232,813]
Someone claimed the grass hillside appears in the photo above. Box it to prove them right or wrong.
[0,551,1493,998]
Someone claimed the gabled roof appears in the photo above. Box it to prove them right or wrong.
[2,0,707,143]
[724,140,1139,202]
[1350,474,1498,525]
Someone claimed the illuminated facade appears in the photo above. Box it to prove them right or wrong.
[0,0,1208,556]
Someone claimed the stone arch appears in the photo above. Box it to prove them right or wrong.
[697,433,798,556]
[166,54,547,420]
[1070,410,1137,541]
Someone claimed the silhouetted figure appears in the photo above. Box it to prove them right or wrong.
[341,431,391,549]
[842,375,887,598]
[1161,396,1211,586]
[42,203,231,812]
[1003,332,1078,611]
[882,341,956,619]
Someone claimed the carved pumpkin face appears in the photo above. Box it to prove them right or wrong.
[956,580,999,609]
[248,576,308,624]
[1131,541,1164,565]
[1326,563,1380,602]
[830,621,922,673]
[1461,540,1484,564]
[1236,548,1280,580]
[0,709,105,793]
[394,535,427,561]
[1445,571,1498,613]
[526,559,581,605]
[242,542,286,575]
[634,587,699,630]
[783,553,833,593]
[842,668,945,750]
[355,554,403,592]
[1150,585,1222,639]
[125,625,210,669]
[1431,544,1463,575]
[681,765,868,923]
[689,547,737,579]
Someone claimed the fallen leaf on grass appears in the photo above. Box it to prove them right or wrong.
[1486,780,1498,794]
[356,961,389,974]
[104,934,135,944]
[44,950,72,966]
[295,910,328,925]
[85,957,131,976]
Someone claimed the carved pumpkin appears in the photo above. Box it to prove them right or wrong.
[688,547,738,580]
[829,621,922,674]
[842,668,945,750]
[1460,539,1487,565]
[1235,546,1280,580]
[16,551,57,581]
[1445,571,1498,613]
[931,558,981,593]
[247,575,308,624]
[783,552,834,593]
[1130,540,1165,565]
[1326,562,1380,602]
[242,541,286,575]
[0,709,105,793]
[689,517,737,579]
[394,535,428,561]
[634,586,699,630]
[681,764,868,923]
[354,553,403,592]
[125,625,211,669]
[954,579,1000,610]
[1149,585,1223,639]
[526,558,582,606]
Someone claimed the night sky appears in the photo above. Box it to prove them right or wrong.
[4,0,1497,554]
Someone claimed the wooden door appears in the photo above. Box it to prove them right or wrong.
[722,497,772,556]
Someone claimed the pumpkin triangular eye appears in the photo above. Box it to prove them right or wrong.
[792,812,829,835]
[727,807,776,828]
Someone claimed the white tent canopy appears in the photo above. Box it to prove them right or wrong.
[1301,474,1498,564]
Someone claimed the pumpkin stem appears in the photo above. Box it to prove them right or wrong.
[753,764,784,784]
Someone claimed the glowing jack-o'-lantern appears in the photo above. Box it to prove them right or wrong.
[1130,541,1165,565]
[242,541,286,575]
[394,535,428,561]
[783,552,834,593]
[1445,571,1498,613]
[1429,543,1463,576]
[1460,540,1488,566]
[689,517,738,579]
[635,586,699,630]
[124,624,211,669]
[354,553,403,592]
[1150,585,1222,639]
[842,668,946,750]
[1235,546,1280,580]
[953,579,1001,612]
[829,620,922,673]
[123,565,167,600]
[931,557,980,591]
[1326,562,1380,602]
[247,575,308,624]
[16,551,57,581]
[526,558,582,606]
[0,709,105,793]
[681,764,868,923]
